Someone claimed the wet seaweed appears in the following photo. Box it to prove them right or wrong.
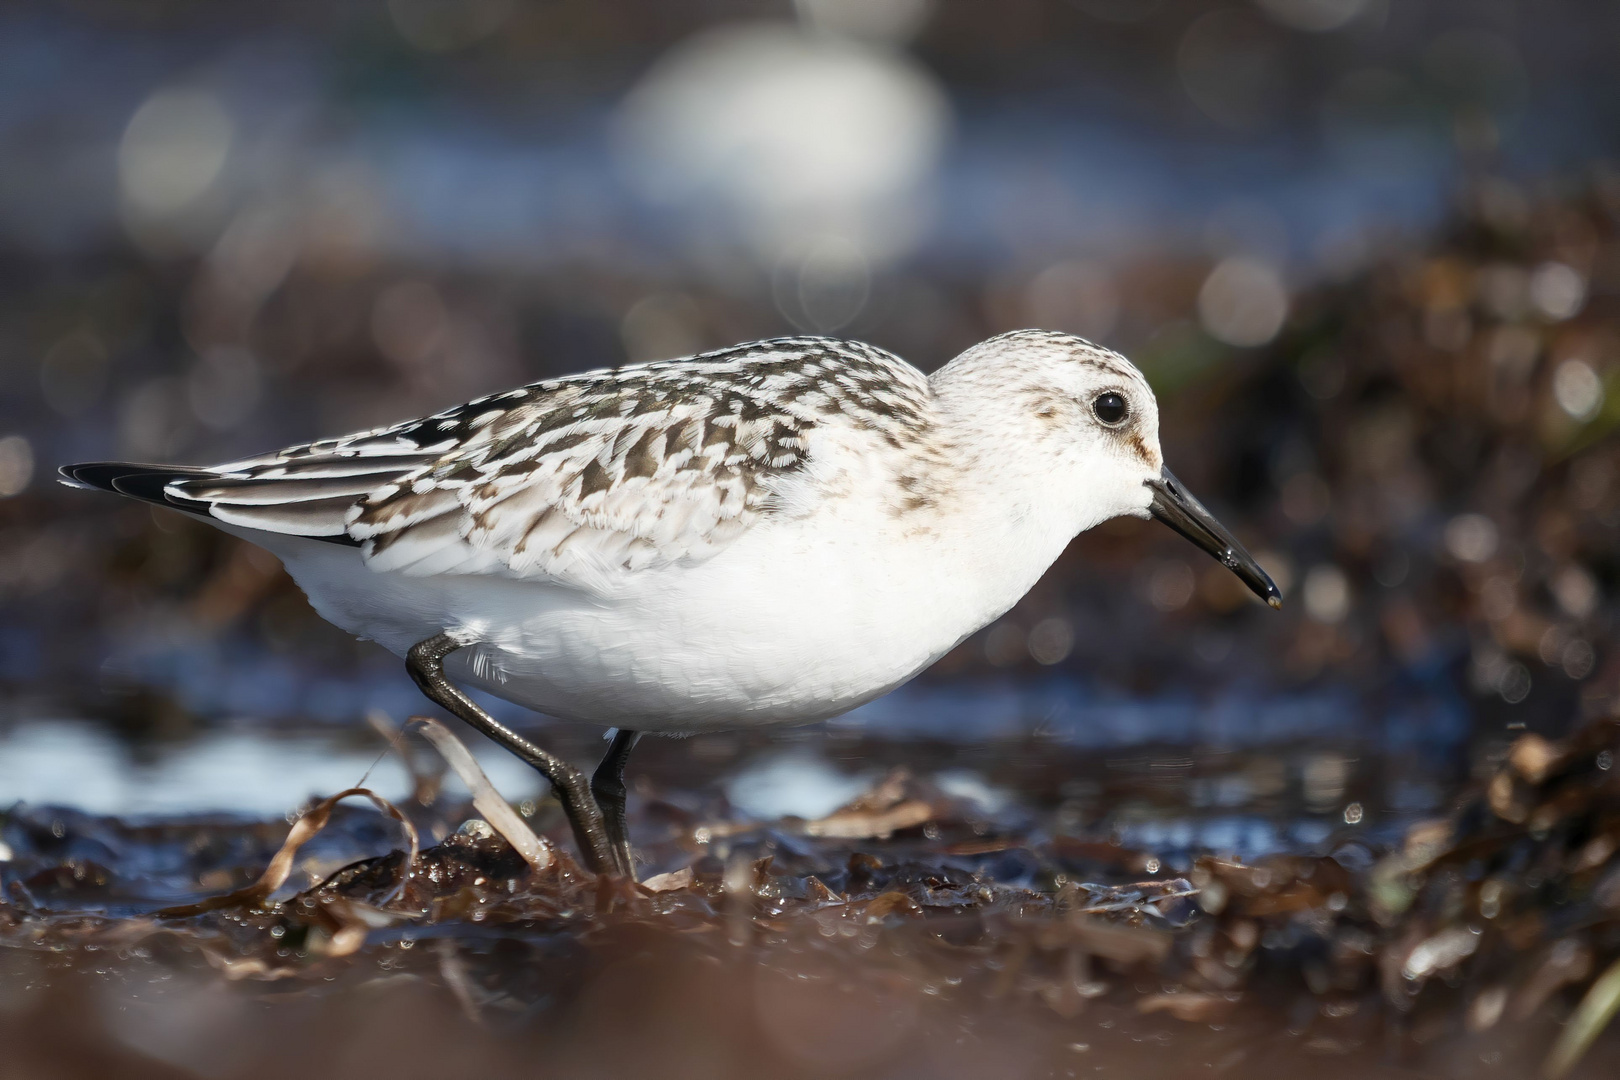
[3,715,1619,1075]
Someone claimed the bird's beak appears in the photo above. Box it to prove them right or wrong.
[1146,467,1282,609]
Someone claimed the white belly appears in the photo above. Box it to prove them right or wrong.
[234,502,1041,733]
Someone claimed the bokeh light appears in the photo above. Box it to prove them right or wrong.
[1196,257,1289,347]
[614,23,950,263]
[1553,359,1605,423]
[1530,262,1587,321]
[1177,9,1288,132]
[118,88,233,243]
[0,436,34,498]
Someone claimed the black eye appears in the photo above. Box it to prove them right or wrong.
[1092,392,1127,425]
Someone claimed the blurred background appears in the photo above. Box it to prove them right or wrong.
[0,0,1616,831]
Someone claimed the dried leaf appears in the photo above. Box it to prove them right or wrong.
[864,891,923,920]
[805,800,933,839]
[1137,992,1238,1022]
[641,867,694,893]
[411,716,552,872]
[156,787,418,918]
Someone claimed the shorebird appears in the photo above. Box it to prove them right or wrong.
[62,330,1279,876]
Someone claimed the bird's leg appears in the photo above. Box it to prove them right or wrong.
[406,633,617,875]
[590,729,642,879]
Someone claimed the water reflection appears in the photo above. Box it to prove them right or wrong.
[0,719,540,815]
[0,667,1455,869]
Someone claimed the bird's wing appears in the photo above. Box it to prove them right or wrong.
[164,338,933,591]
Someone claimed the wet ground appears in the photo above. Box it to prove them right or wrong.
[4,716,1619,1080]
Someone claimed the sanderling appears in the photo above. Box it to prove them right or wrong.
[63,330,1279,875]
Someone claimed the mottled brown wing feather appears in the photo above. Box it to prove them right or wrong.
[166,338,933,590]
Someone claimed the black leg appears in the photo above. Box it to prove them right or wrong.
[591,729,642,878]
[406,633,617,875]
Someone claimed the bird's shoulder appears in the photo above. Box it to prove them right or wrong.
[362,334,931,460]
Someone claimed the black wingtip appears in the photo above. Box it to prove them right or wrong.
[59,460,363,547]
[58,461,213,514]
[58,462,129,491]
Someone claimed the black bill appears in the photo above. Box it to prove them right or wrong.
[1146,467,1282,609]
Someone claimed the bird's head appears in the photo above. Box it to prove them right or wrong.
[939,329,1281,609]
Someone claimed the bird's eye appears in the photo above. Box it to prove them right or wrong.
[1092,392,1127,425]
